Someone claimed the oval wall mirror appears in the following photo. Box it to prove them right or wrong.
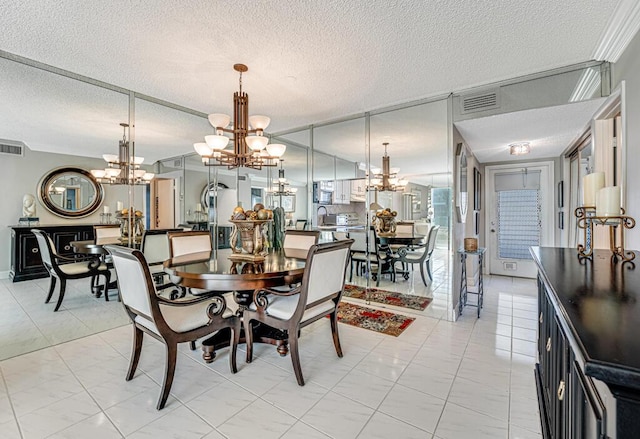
[38,167,104,218]
[200,182,229,209]
[456,146,468,222]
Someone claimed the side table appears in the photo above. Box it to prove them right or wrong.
[457,247,486,318]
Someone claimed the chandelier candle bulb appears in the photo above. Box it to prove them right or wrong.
[103,206,110,214]
[117,201,123,211]
[583,172,605,207]
[596,186,621,217]
[195,203,202,213]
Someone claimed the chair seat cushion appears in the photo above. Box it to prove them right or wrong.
[135,296,235,334]
[249,294,335,323]
[59,261,109,276]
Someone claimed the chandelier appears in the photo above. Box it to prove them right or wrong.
[91,123,154,185]
[368,142,407,191]
[266,160,298,196]
[194,64,286,169]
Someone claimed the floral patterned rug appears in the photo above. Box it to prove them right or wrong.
[335,302,415,337]
[343,284,432,311]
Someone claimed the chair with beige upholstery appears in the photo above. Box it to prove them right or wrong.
[141,229,183,293]
[93,224,122,245]
[244,239,354,386]
[392,225,440,285]
[283,230,320,252]
[105,245,240,410]
[349,227,395,286]
[167,230,212,257]
[295,219,307,230]
[32,229,111,311]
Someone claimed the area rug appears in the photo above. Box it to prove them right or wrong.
[335,302,415,337]
[343,284,432,311]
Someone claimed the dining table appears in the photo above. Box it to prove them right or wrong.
[163,247,308,362]
[70,239,119,297]
[376,233,426,280]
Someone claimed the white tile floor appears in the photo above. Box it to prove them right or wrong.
[0,264,542,439]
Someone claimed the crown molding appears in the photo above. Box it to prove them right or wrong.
[592,0,640,62]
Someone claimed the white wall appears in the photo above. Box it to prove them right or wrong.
[613,30,640,251]
[0,147,147,277]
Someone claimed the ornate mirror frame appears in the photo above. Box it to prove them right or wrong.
[38,167,104,218]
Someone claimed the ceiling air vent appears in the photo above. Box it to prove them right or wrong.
[0,139,25,157]
[460,90,500,114]
[173,159,182,167]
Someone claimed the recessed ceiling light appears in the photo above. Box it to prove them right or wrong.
[509,142,531,155]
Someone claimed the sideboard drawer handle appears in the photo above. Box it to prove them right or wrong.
[539,312,543,323]
[557,380,565,401]
[546,337,551,352]
[32,248,39,254]
[64,245,71,251]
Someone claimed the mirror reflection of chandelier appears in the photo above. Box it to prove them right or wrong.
[91,123,155,185]
[194,64,286,170]
[369,142,408,192]
[266,160,298,196]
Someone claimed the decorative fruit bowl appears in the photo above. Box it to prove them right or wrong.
[372,208,397,237]
[228,204,273,260]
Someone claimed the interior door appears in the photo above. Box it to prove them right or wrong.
[152,178,175,229]
[486,162,554,278]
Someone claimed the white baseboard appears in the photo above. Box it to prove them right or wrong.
[0,271,10,280]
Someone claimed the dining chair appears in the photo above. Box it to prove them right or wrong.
[392,225,440,285]
[244,239,354,386]
[167,230,212,257]
[93,224,121,245]
[283,230,320,252]
[349,227,395,286]
[32,229,111,311]
[141,229,183,293]
[104,245,240,410]
[294,219,307,230]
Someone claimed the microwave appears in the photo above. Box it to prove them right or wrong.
[313,183,333,204]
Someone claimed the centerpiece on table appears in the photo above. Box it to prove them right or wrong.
[229,203,273,262]
[116,207,144,241]
[372,208,397,236]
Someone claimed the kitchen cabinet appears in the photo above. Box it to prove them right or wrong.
[9,224,96,282]
[333,180,351,204]
[350,179,366,202]
[532,247,640,438]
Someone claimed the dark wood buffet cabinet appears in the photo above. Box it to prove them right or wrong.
[9,224,96,282]
[533,247,640,439]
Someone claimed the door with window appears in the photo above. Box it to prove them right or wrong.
[486,162,554,278]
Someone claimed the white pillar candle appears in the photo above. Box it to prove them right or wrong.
[195,203,202,212]
[116,201,123,211]
[103,206,110,214]
[583,172,605,207]
[596,186,621,217]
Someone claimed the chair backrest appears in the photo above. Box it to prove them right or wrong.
[299,239,354,313]
[395,222,414,235]
[350,227,377,252]
[167,231,212,257]
[141,229,183,265]
[94,224,121,245]
[426,225,440,256]
[333,231,349,241]
[414,223,431,242]
[104,245,157,321]
[295,219,307,230]
[32,229,57,270]
[283,230,320,251]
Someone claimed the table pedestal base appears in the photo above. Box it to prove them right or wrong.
[201,324,289,363]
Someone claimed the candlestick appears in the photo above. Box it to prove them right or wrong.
[596,186,621,217]
[195,203,202,212]
[116,201,123,211]
[103,205,110,214]
[583,172,605,207]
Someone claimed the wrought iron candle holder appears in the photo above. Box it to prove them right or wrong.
[575,206,636,263]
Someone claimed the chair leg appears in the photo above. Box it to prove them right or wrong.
[45,276,57,303]
[426,259,433,281]
[229,321,240,374]
[54,278,66,311]
[126,326,144,381]
[330,310,343,358]
[189,341,196,350]
[289,329,304,386]
[102,271,111,301]
[419,263,428,286]
[376,263,381,287]
[157,343,177,410]
[349,259,354,282]
[245,318,254,363]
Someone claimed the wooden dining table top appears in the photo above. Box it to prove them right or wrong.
[163,248,308,292]
[376,233,425,246]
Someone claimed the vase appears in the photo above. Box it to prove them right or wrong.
[373,216,396,236]
[230,219,272,256]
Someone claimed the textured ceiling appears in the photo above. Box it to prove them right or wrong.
[0,0,624,169]
[455,99,606,163]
